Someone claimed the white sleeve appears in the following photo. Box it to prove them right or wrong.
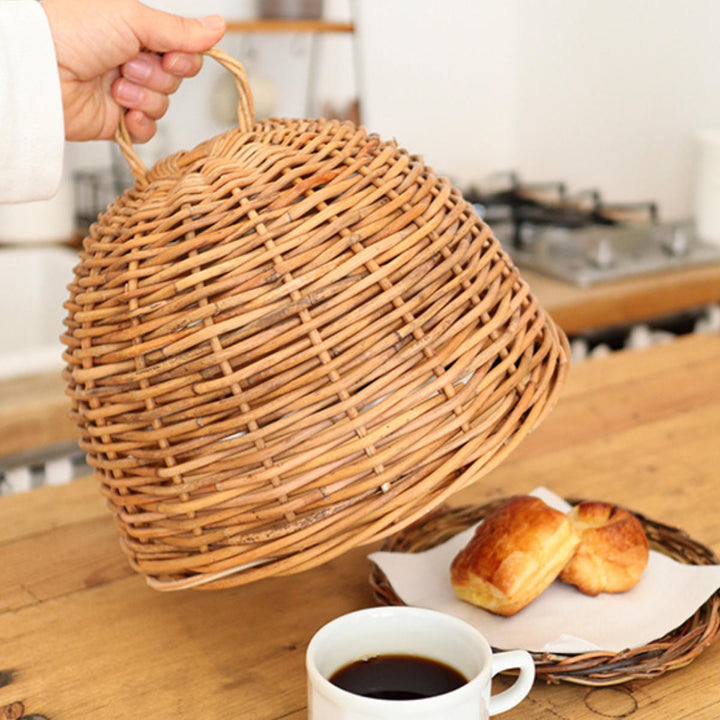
[0,0,64,203]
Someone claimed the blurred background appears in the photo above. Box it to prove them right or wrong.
[64,0,720,221]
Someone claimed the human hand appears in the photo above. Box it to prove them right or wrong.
[40,0,226,143]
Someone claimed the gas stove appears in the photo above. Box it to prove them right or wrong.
[466,173,720,287]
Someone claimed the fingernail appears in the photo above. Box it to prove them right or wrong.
[116,79,143,104]
[164,54,193,75]
[123,57,151,82]
[198,14,225,31]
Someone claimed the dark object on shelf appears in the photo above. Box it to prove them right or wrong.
[258,0,323,20]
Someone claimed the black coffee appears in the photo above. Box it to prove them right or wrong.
[329,653,468,700]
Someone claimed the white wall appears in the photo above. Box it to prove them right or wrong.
[513,1,720,220]
[357,0,518,187]
[356,0,720,221]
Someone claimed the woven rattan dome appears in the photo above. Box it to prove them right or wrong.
[62,49,570,590]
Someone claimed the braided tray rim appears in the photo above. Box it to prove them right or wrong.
[369,497,720,686]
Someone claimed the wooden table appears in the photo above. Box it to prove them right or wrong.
[2,332,719,719]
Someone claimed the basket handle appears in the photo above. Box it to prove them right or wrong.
[113,46,255,182]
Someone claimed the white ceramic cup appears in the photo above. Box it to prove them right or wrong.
[306,606,535,720]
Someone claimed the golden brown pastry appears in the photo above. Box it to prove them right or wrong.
[450,495,580,616]
[559,501,649,596]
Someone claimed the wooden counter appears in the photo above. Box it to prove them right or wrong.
[0,370,75,458]
[523,261,720,335]
[1,332,719,719]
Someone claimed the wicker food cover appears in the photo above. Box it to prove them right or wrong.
[62,49,570,591]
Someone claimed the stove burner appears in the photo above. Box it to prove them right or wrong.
[465,172,720,286]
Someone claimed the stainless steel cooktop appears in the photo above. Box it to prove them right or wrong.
[466,173,720,287]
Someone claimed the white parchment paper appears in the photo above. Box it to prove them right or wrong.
[369,488,720,653]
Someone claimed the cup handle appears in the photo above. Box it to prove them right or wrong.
[487,650,535,716]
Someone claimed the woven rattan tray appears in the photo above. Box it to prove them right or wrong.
[369,497,720,686]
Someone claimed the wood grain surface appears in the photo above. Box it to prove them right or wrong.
[0,370,75,457]
[1,332,719,719]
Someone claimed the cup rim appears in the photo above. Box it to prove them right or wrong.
[306,606,492,713]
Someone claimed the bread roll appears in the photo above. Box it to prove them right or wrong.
[559,501,649,596]
[450,495,580,616]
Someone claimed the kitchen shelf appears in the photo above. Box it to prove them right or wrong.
[225,19,355,34]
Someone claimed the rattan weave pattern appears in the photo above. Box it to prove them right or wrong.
[62,49,569,590]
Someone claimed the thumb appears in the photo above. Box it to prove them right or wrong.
[130,5,226,54]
